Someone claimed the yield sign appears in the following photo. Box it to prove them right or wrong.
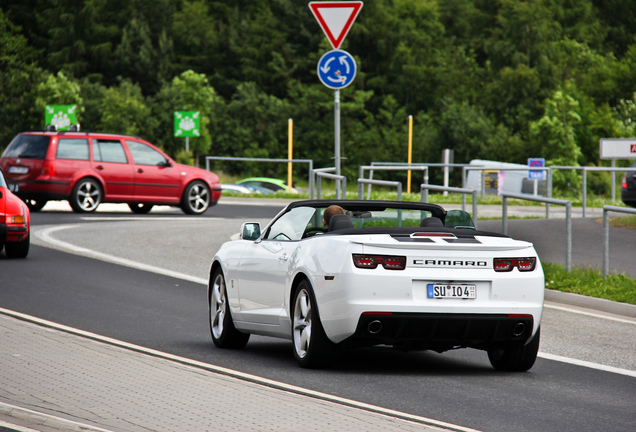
[309,1,363,49]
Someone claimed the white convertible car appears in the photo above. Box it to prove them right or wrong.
[208,200,544,371]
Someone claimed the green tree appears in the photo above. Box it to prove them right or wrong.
[98,79,157,138]
[0,9,44,149]
[153,70,224,165]
[34,71,84,126]
[529,89,583,193]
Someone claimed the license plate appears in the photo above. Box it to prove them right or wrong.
[427,283,476,299]
[9,166,29,174]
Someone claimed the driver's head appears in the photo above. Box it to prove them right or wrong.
[323,205,345,229]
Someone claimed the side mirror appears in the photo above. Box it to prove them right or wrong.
[445,210,476,229]
[159,159,172,167]
[240,222,261,240]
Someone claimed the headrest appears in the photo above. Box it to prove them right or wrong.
[328,214,354,231]
[420,217,444,227]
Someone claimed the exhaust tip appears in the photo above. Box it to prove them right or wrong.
[368,320,383,334]
[512,322,526,337]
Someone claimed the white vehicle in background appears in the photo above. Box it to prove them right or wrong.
[208,200,544,371]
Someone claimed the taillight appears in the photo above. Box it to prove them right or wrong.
[353,254,406,270]
[42,160,55,176]
[6,215,25,224]
[622,175,628,188]
[494,257,537,272]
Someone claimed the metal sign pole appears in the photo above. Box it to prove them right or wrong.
[335,89,341,199]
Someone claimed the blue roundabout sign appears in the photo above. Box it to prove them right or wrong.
[317,50,357,90]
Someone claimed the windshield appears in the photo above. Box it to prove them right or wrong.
[2,134,50,159]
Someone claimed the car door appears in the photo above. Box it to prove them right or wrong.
[236,206,316,325]
[125,140,181,202]
[91,138,135,199]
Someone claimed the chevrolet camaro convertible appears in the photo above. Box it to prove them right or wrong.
[208,200,544,371]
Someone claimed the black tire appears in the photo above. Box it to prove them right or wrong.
[209,267,250,349]
[5,231,30,258]
[70,178,102,213]
[181,180,210,215]
[24,199,47,212]
[128,203,154,214]
[291,279,336,368]
[488,327,541,372]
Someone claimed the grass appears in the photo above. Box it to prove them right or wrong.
[609,215,636,229]
[543,263,636,305]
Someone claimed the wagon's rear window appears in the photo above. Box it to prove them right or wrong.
[2,134,50,159]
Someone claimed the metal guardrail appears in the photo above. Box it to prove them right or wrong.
[205,156,315,198]
[502,192,572,271]
[316,170,347,199]
[602,205,636,279]
[549,166,631,218]
[357,178,402,201]
[420,184,478,228]
[360,165,429,199]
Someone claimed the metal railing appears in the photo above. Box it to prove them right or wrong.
[315,169,347,199]
[205,156,315,198]
[548,166,630,218]
[502,192,572,271]
[357,178,402,201]
[359,165,429,199]
[602,205,636,279]
[420,184,479,228]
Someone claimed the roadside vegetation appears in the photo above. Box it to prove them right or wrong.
[543,263,636,305]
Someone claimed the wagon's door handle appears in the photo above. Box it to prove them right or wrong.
[279,253,288,261]
[95,165,104,170]
[137,169,144,173]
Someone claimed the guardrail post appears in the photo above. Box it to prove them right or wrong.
[547,167,552,219]
[565,202,572,271]
[582,167,587,218]
[603,208,609,279]
[472,190,478,228]
[502,196,508,235]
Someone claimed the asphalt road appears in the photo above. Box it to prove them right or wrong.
[1,200,634,432]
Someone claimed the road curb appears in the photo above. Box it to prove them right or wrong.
[0,402,115,432]
[545,289,636,318]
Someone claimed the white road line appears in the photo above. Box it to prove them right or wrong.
[34,224,636,379]
[35,225,207,286]
[538,352,636,378]
[80,216,219,222]
[544,303,636,325]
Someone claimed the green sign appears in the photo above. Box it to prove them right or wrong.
[174,111,200,137]
[45,105,78,131]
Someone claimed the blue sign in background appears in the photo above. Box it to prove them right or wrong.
[528,158,546,180]
[317,50,357,90]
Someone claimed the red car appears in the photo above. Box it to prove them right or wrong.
[0,167,30,258]
[0,131,222,214]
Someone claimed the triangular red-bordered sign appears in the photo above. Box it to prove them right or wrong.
[309,1,363,50]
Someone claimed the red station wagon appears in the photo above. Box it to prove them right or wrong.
[0,131,222,215]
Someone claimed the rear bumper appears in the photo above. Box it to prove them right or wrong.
[621,187,636,207]
[10,180,70,202]
[342,312,534,352]
[0,222,28,243]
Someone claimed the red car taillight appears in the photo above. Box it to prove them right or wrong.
[42,160,55,176]
[6,215,26,224]
[353,254,406,270]
[622,175,628,189]
[494,257,537,272]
